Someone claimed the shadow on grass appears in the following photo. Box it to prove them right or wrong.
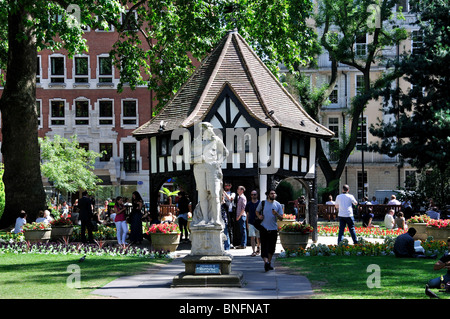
[0,254,169,298]
[278,255,449,299]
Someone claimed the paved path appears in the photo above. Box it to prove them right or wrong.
[92,235,384,299]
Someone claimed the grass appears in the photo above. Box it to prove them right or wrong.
[0,253,170,299]
[277,255,450,299]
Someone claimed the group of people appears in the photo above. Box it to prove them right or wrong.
[221,182,284,272]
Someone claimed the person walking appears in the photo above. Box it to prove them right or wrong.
[235,186,247,249]
[129,191,144,245]
[177,191,190,242]
[78,191,94,244]
[245,190,261,256]
[256,189,284,272]
[223,182,236,247]
[335,185,358,245]
[114,196,128,248]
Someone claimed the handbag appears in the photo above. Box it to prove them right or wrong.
[253,200,265,231]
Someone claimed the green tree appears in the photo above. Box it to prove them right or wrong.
[284,0,408,198]
[0,0,320,227]
[369,0,450,206]
[39,135,103,196]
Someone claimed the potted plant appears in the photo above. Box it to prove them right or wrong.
[279,221,313,251]
[145,223,181,252]
[50,218,74,242]
[277,213,297,229]
[426,219,450,242]
[406,214,431,240]
[23,222,52,243]
[159,187,180,205]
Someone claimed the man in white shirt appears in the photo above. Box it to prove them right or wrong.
[384,209,396,229]
[335,185,358,245]
[387,195,401,206]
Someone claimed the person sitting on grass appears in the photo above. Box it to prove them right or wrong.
[394,228,436,259]
[426,238,450,289]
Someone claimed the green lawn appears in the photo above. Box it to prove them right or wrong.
[0,253,169,299]
[277,255,449,299]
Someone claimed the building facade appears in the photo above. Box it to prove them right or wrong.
[304,1,419,202]
[0,24,153,204]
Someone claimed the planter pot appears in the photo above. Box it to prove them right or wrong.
[51,226,74,242]
[279,232,309,251]
[277,219,296,230]
[24,229,51,243]
[407,222,428,241]
[426,226,450,242]
[150,232,180,252]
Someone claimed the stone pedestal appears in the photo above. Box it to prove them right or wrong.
[172,224,244,287]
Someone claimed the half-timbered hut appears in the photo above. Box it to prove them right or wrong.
[133,30,334,238]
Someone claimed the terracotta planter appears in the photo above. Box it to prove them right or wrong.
[24,229,51,243]
[407,222,428,241]
[279,232,309,251]
[150,232,180,252]
[277,219,296,230]
[51,226,74,241]
[426,226,450,242]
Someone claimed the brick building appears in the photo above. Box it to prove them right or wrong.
[0,24,153,204]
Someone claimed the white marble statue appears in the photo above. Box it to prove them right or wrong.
[191,122,229,227]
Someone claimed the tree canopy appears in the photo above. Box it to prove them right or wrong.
[369,0,450,173]
[0,0,321,226]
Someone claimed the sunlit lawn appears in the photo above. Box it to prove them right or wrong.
[278,255,449,299]
[0,253,169,299]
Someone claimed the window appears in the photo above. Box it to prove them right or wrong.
[328,75,338,104]
[79,143,89,151]
[98,56,113,83]
[122,99,137,126]
[356,116,367,150]
[96,16,114,31]
[411,30,424,55]
[100,143,113,161]
[283,135,306,157]
[356,75,365,95]
[121,10,138,31]
[396,0,409,12]
[355,33,367,57]
[159,136,173,156]
[74,57,89,83]
[75,100,89,125]
[36,56,41,84]
[357,171,368,200]
[328,117,340,161]
[50,56,65,83]
[99,100,113,125]
[123,143,138,172]
[50,100,65,125]
[36,100,42,127]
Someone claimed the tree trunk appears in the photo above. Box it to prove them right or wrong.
[0,5,46,228]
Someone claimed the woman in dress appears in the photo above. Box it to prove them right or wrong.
[129,191,144,245]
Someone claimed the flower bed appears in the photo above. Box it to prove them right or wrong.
[281,214,296,220]
[317,225,406,238]
[427,219,450,229]
[0,241,174,259]
[280,222,313,234]
[71,225,117,241]
[23,222,51,231]
[279,238,448,258]
[50,218,73,227]
[145,223,180,234]
[407,214,432,224]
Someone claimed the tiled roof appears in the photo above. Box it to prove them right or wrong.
[133,30,334,139]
